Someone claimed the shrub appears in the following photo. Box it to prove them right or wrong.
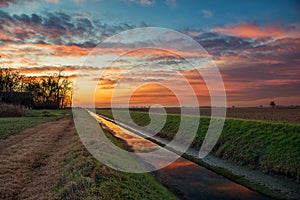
[0,103,27,117]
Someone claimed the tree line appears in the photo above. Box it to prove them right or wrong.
[0,67,72,109]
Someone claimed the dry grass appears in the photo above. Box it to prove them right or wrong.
[0,116,74,200]
[0,103,27,117]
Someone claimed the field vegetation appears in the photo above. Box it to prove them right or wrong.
[0,109,69,139]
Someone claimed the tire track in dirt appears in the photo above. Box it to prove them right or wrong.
[0,115,75,200]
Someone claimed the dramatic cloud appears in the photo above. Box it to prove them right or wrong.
[0,32,15,41]
[0,1,299,106]
[191,29,300,106]
[212,23,300,39]
[0,0,16,7]
[0,10,135,47]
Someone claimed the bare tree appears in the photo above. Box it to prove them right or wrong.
[0,68,33,107]
[0,68,24,92]
[0,67,73,109]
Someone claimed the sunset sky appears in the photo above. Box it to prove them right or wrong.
[0,0,299,107]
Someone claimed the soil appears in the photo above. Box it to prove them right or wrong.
[0,115,75,200]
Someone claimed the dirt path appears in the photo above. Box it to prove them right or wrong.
[0,115,75,200]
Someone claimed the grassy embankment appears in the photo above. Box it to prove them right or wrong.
[0,109,69,139]
[54,128,178,199]
[96,109,300,181]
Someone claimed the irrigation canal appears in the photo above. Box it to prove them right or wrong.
[91,112,269,200]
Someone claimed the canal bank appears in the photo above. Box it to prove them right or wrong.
[94,111,299,200]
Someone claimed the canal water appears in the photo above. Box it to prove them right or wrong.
[92,113,269,200]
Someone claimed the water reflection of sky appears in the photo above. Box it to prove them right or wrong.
[97,115,159,153]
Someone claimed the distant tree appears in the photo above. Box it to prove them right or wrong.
[270,101,276,108]
[0,68,24,92]
[0,67,72,109]
[259,105,263,108]
[26,72,72,109]
[0,68,34,108]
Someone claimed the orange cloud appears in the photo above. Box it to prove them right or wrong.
[3,42,208,63]
[185,30,202,37]
[181,69,209,95]
[0,0,14,7]
[94,82,181,107]
[13,29,25,35]
[213,23,300,38]
[16,65,99,74]
[45,0,59,3]
[32,44,92,57]
[94,69,213,107]
[0,32,15,41]
[129,83,180,107]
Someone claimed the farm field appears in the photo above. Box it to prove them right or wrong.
[125,107,300,123]
[0,109,70,139]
